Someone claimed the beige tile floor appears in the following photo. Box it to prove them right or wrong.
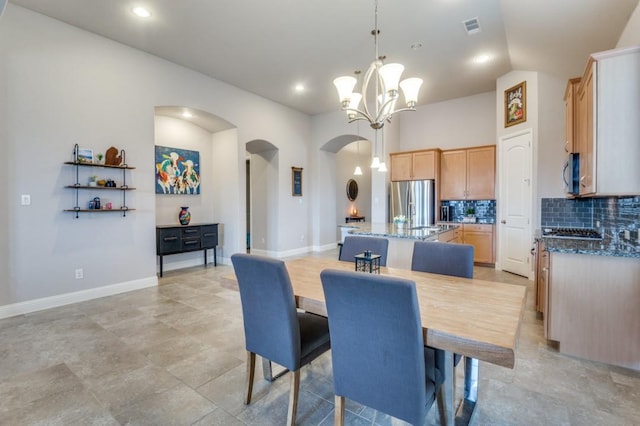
[0,249,639,425]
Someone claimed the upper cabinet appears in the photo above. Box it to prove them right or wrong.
[570,46,640,196]
[440,145,495,200]
[563,77,581,154]
[390,149,439,181]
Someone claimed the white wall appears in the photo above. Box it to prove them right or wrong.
[399,92,497,151]
[0,4,311,311]
[617,2,640,47]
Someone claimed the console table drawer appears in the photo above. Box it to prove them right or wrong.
[157,228,181,254]
[201,224,218,248]
[182,227,201,238]
[181,237,201,251]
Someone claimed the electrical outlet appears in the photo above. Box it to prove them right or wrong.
[300,234,305,242]
[75,268,83,279]
[21,194,31,205]
[624,230,631,240]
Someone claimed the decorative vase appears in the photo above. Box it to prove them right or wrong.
[178,206,191,225]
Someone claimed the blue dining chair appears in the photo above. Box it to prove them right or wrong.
[411,240,474,409]
[231,253,331,426]
[411,240,474,279]
[320,269,443,426]
[338,236,389,266]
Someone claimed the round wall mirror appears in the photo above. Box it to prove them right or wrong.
[346,179,359,201]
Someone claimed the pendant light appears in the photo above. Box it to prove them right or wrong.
[377,127,387,172]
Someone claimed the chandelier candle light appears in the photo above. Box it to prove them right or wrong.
[333,0,423,134]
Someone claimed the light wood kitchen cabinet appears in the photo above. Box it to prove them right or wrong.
[534,239,549,336]
[570,46,640,196]
[563,78,581,153]
[440,145,495,200]
[547,252,640,371]
[390,149,438,181]
[576,61,595,195]
[462,223,494,264]
[437,227,460,243]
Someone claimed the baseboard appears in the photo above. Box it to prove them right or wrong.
[0,276,158,320]
[240,244,337,259]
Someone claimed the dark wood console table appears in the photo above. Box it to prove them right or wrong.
[156,223,218,277]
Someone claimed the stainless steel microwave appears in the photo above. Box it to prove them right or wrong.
[563,153,579,196]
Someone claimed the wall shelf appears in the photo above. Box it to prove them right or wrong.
[64,144,136,218]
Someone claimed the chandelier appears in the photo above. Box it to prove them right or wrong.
[333,0,423,131]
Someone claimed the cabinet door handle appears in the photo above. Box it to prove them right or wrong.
[163,236,178,242]
[203,233,216,237]
[184,229,198,234]
[184,240,198,245]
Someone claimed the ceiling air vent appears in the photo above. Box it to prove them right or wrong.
[463,17,481,35]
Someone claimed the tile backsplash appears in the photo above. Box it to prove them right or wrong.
[442,200,496,222]
[541,196,640,250]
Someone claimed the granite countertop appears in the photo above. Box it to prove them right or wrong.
[535,230,640,259]
[339,222,460,241]
[439,218,496,225]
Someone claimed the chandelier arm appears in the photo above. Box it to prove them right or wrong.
[373,95,398,124]
[347,115,374,125]
[387,106,417,116]
[359,61,379,122]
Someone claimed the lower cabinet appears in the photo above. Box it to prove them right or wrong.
[461,224,494,264]
[534,240,550,336]
[156,223,219,277]
[546,252,640,371]
[437,228,460,243]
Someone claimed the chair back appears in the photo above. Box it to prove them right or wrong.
[231,253,300,371]
[338,236,389,266]
[411,241,474,278]
[320,269,435,425]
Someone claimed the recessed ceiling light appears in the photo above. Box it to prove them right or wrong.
[410,42,423,50]
[182,111,193,118]
[294,84,305,93]
[132,7,151,18]
[473,54,492,64]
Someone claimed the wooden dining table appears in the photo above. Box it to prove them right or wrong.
[222,256,527,426]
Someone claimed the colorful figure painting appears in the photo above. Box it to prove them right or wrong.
[155,146,201,194]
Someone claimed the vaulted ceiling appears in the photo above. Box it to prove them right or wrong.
[9,0,639,116]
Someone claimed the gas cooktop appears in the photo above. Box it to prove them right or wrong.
[542,227,602,240]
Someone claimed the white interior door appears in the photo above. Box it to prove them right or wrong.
[499,130,532,277]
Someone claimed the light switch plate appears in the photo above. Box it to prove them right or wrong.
[21,194,31,205]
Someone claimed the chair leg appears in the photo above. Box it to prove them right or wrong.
[286,369,300,426]
[334,395,345,426]
[436,386,446,425]
[245,351,256,405]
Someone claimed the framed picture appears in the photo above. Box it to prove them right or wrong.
[504,81,526,127]
[155,145,201,195]
[77,148,93,164]
[291,167,303,196]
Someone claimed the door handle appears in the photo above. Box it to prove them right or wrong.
[501,220,507,224]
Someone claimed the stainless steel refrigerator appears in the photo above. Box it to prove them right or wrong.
[390,180,435,227]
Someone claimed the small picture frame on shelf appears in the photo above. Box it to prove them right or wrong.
[77,148,94,164]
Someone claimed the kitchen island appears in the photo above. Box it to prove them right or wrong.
[338,222,460,269]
